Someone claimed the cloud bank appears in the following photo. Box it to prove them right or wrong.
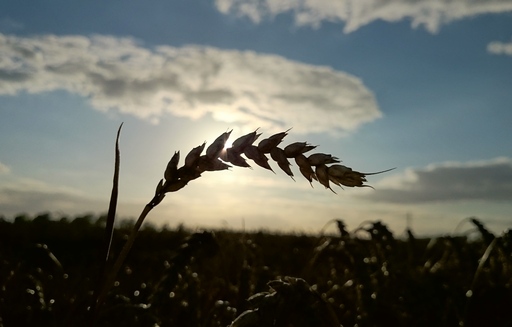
[0,33,380,134]
[363,158,512,203]
[0,176,92,216]
[488,39,512,56]
[0,188,94,216]
[215,0,512,33]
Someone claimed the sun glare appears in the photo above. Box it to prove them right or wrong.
[223,140,233,150]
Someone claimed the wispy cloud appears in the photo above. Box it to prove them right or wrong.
[0,33,380,134]
[215,0,512,33]
[487,39,512,56]
[0,161,10,174]
[361,157,512,203]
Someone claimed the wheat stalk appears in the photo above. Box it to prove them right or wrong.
[91,127,393,322]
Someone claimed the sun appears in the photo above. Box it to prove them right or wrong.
[223,139,233,151]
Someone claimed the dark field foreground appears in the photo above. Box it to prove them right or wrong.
[1,213,511,327]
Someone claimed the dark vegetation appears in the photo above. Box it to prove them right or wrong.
[0,213,511,327]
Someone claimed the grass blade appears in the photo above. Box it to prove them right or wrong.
[90,123,123,325]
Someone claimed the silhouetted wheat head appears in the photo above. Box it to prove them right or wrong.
[152,128,394,206]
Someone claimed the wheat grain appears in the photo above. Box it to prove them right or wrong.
[307,153,340,166]
[257,128,290,153]
[243,145,273,172]
[270,147,294,179]
[184,143,206,168]
[283,142,316,157]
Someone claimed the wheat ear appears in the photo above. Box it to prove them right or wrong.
[158,128,393,195]
[93,127,393,320]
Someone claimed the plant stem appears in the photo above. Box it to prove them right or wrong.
[93,193,163,318]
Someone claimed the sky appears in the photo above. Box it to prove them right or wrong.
[1,0,512,237]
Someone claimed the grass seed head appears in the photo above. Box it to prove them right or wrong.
[162,128,389,193]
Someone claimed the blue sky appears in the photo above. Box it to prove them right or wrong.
[1,0,512,236]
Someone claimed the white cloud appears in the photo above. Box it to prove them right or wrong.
[487,40,512,56]
[215,0,512,33]
[0,161,10,174]
[362,157,512,203]
[0,33,380,134]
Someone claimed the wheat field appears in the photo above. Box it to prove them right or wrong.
[0,126,510,327]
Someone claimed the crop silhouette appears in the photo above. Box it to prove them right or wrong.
[92,125,394,322]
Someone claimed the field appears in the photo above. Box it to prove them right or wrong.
[1,213,511,327]
[1,126,510,327]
